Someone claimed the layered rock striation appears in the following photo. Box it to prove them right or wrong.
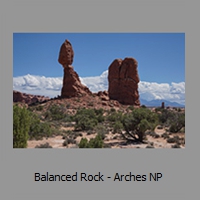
[108,57,140,106]
[58,39,92,98]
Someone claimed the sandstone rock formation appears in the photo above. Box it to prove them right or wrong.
[13,90,50,105]
[58,39,92,97]
[108,57,140,106]
[97,91,109,101]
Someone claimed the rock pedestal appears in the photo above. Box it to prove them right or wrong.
[58,39,92,98]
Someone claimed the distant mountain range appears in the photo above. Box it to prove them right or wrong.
[140,99,185,107]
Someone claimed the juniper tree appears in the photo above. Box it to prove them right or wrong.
[13,105,31,148]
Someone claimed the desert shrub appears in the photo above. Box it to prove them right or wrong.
[147,131,160,138]
[146,145,154,148]
[88,134,104,148]
[63,130,79,139]
[171,144,181,148]
[113,121,124,134]
[157,125,163,129]
[110,108,116,112]
[127,106,135,111]
[28,112,53,140]
[78,138,88,148]
[122,107,158,142]
[150,142,154,146]
[158,109,174,125]
[87,130,95,135]
[155,107,164,112]
[157,109,185,133]
[78,134,104,148]
[35,105,43,111]
[107,110,123,122]
[62,135,67,140]
[94,108,105,122]
[167,136,180,144]
[13,105,31,148]
[44,104,67,121]
[51,127,62,136]
[169,113,185,133]
[177,108,182,112]
[63,136,76,147]
[154,134,160,138]
[113,135,118,139]
[68,137,77,144]
[63,130,73,135]
[77,117,98,131]
[167,137,175,143]
[35,142,52,148]
[161,133,170,139]
[95,124,108,140]
[141,105,147,108]
[63,139,68,147]
[73,108,104,131]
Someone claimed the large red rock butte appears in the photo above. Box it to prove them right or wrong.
[58,39,92,98]
[108,57,140,106]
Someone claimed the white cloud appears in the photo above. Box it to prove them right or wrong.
[13,74,63,97]
[13,70,185,105]
[138,81,185,105]
[80,70,108,92]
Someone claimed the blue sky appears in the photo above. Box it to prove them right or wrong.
[13,33,185,83]
[13,33,185,105]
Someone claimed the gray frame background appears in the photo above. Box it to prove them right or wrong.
[1,0,198,199]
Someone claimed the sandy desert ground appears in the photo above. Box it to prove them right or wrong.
[27,125,185,149]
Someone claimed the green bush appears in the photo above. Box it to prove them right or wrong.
[167,136,180,144]
[141,105,147,108]
[35,105,43,111]
[73,108,104,131]
[158,110,185,133]
[35,142,52,148]
[63,139,68,147]
[95,124,108,140]
[78,134,104,148]
[161,133,170,139]
[158,109,174,125]
[113,121,123,134]
[107,110,123,122]
[44,104,67,121]
[146,145,154,148]
[122,107,158,142]
[29,113,52,140]
[169,113,185,133]
[147,132,160,138]
[13,105,31,148]
[78,138,88,148]
[171,144,181,148]
[88,134,104,148]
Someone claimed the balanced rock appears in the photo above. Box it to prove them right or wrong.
[108,57,140,106]
[58,40,92,98]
